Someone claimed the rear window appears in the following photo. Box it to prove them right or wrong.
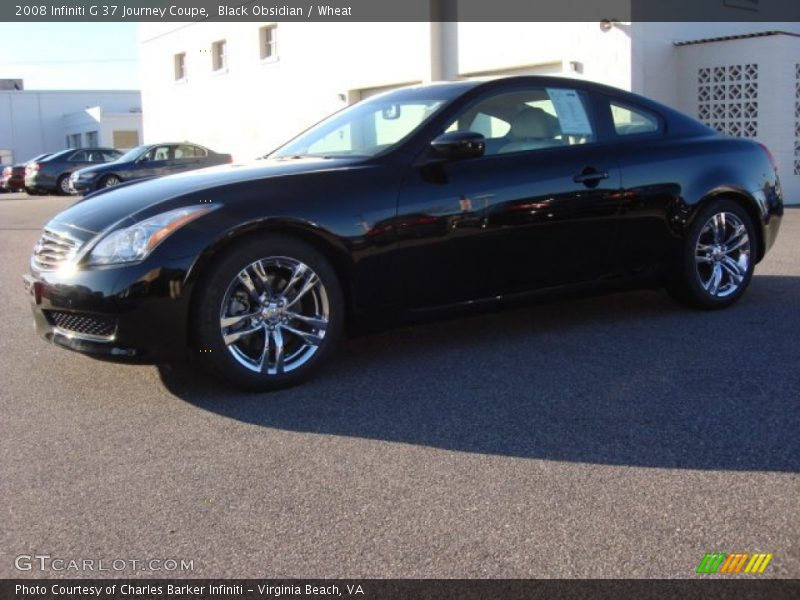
[611,102,660,136]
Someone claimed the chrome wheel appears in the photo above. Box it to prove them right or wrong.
[103,175,120,188]
[695,212,751,298]
[219,256,329,375]
[59,176,71,194]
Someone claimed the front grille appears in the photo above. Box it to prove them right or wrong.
[31,228,81,271]
[46,310,117,339]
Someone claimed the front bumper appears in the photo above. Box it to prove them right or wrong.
[69,174,95,195]
[24,255,197,362]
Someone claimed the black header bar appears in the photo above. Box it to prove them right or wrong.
[3,0,800,22]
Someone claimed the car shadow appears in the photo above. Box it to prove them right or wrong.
[158,275,799,473]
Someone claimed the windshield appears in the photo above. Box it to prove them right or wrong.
[271,87,452,159]
[115,145,148,163]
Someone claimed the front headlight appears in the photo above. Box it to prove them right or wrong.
[87,205,218,266]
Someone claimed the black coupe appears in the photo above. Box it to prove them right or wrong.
[24,77,783,390]
[69,142,233,194]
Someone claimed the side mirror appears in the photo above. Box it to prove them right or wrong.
[430,131,485,160]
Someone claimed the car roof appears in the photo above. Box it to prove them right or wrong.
[44,147,119,160]
[145,142,208,147]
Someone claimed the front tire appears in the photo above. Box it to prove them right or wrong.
[57,174,71,195]
[193,236,344,391]
[667,199,756,309]
[100,174,120,188]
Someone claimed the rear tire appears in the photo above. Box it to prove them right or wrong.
[666,199,756,309]
[193,235,344,391]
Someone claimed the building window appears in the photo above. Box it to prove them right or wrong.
[112,130,140,149]
[174,52,187,80]
[212,40,227,71]
[86,131,99,146]
[259,25,277,60]
[67,133,82,148]
[697,64,758,138]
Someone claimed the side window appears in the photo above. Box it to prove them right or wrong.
[610,103,660,136]
[174,145,195,159]
[102,150,121,162]
[69,150,89,162]
[191,146,207,157]
[147,146,172,161]
[445,87,595,156]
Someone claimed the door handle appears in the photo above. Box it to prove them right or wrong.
[573,168,610,185]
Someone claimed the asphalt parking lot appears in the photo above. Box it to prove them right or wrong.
[0,191,798,578]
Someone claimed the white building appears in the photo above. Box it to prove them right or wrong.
[0,89,142,165]
[139,21,800,203]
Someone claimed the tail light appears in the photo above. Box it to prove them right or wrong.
[758,143,778,173]
[2,166,10,177]
[26,163,42,175]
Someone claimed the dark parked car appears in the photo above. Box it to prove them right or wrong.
[25,148,121,195]
[23,77,783,390]
[69,142,232,194]
[2,153,51,193]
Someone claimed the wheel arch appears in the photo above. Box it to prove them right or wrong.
[688,188,766,262]
[99,172,121,185]
[183,219,355,345]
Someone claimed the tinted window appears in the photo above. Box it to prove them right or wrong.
[611,103,660,136]
[102,150,121,162]
[46,150,72,162]
[145,146,172,161]
[175,145,207,159]
[446,87,595,155]
[69,150,90,162]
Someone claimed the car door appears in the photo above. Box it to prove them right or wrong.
[67,149,95,171]
[170,144,204,174]
[395,85,622,308]
[598,99,678,275]
[133,145,172,179]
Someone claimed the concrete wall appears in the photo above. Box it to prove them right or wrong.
[675,34,800,204]
[0,90,140,163]
[62,107,143,150]
[140,22,431,159]
[630,22,800,108]
[457,22,631,90]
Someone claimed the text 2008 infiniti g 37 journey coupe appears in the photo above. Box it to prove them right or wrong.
[24,77,783,390]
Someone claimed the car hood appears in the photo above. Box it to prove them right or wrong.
[48,157,365,236]
[74,161,121,176]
